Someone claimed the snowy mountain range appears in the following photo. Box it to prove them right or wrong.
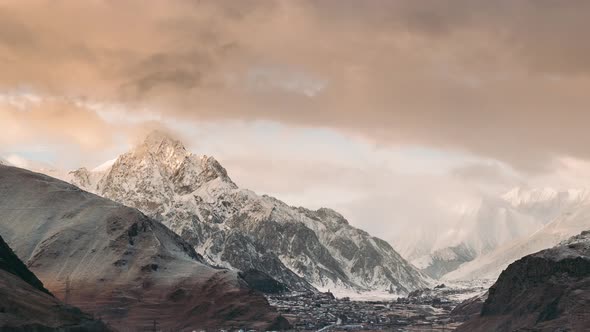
[406,186,590,280]
[404,196,542,279]
[60,131,428,294]
[445,194,590,280]
[502,187,590,224]
[11,132,587,287]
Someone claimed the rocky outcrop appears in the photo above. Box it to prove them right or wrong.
[456,230,590,332]
[68,131,428,294]
[450,291,487,322]
[0,165,281,331]
[0,235,49,295]
[239,269,289,294]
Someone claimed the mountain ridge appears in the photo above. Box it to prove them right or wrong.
[0,164,283,330]
[445,198,590,281]
[65,131,429,294]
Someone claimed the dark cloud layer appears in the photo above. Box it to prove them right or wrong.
[1,0,590,172]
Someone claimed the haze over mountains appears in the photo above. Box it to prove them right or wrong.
[391,185,590,281]
[5,157,585,331]
[9,131,590,290]
[446,194,590,281]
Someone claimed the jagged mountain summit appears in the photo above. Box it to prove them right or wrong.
[0,165,283,330]
[456,230,590,331]
[68,131,429,294]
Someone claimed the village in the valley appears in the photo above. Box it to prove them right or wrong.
[265,281,489,331]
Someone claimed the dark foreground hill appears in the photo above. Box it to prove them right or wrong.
[456,230,590,332]
[0,165,284,331]
[0,234,110,331]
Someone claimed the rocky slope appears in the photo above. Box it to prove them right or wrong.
[68,131,428,294]
[456,230,590,332]
[0,165,284,331]
[0,234,110,331]
[450,291,488,322]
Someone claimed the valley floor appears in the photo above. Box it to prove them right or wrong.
[266,280,490,331]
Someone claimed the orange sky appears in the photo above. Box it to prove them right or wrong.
[2,1,590,240]
[1,1,590,171]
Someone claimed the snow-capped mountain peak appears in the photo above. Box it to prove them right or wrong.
[502,187,558,205]
[502,186,590,208]
[62,130,428,294]
[143,130,186,152]
[131,130,190,174]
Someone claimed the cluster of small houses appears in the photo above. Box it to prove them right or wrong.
[266,289,459,331]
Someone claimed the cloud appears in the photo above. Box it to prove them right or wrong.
[1,1,590,172]
[451,161,523,189]
[0,97,113,150]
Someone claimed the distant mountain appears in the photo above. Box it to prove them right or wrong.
[456,230,590,332]
[502,187,590,224]
[412,244,477,280]
[405,196,542,279]
[445,196,590,281]
[403,187,590,280]
[0,234,110,331]
[0,165,283,331]
[67,131,428,294]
